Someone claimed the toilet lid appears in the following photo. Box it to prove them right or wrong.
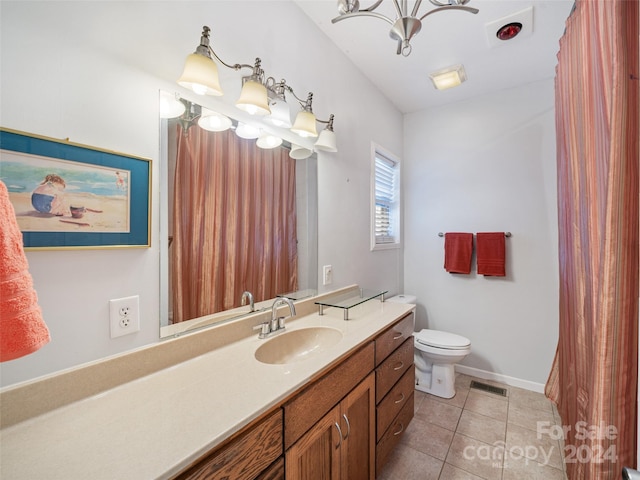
[415,329,471,349]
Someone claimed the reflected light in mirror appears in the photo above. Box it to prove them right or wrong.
[198,108,232,132]
[256,132,283,149]
[235,122,261,139]
[290,144,313,159]
[160,91,186,119]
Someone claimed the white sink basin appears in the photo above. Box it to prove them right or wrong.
[255,327,343,365]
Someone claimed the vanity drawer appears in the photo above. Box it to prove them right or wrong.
[376,393,414,476]
[375,312,414,366]
[176,409,283,480]
[283,341,375,449]
[376,367,415,441]
[375,337,413,404]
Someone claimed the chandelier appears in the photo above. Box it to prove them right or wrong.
[332,0,479,57]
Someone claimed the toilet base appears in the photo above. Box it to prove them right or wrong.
[415,364,456,399]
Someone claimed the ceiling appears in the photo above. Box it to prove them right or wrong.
[294,0,574,113]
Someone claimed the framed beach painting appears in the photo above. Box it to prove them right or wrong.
[0,128,151,249]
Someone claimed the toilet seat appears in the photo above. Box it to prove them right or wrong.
[414,329,470,350]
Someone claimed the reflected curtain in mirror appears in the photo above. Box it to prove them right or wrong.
[171,126,298,323]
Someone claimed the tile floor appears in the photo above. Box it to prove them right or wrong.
[378,373,567,480]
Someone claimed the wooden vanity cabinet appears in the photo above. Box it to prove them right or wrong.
[373,312,415,475]
[174,409,283,480]
[284,343,376,480]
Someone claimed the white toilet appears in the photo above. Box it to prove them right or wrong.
[387,294,471,399]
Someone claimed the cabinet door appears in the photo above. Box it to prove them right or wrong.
[340,372,375,480]
[285,406,341,480]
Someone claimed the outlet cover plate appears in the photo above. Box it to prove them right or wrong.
[109,295,140,338]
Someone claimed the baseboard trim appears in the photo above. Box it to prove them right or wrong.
[455,365,546,394]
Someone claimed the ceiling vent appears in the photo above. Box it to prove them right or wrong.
[485,6,533,48]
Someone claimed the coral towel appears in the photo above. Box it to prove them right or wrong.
[476,232,506,276]
[0,181,50,362]
[444,233,473,274]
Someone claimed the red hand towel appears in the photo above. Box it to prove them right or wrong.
[444,233,473,274]
[0,180,51,362]
[476,232,506,277]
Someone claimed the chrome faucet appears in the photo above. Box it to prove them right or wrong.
[253,297,296,339]
[240,291,255,312]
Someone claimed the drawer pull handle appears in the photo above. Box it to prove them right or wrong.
[334,422,343,449]
[342,414,351,440]
[394,393,405,404]
[393,422,405,436]
[392,332,403,340]
[393,361,404,371]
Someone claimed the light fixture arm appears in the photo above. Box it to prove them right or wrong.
[332,0,479,56]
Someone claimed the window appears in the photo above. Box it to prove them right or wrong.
[371,145,400,251]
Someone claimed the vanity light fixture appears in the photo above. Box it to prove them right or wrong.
[178,26,338,154]
[332,0,479,57]
[429,64,467,90]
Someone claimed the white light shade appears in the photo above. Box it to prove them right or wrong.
[198,108,232,132]
[291,110,318,138]
[236,80,271,116]
[177,53,223,96]
[263,98,292,128]
[289,144,313,160]
[256,132,283,149]
[159,91,186,119]
[429,64,467,90]
[314,129,338,152]
[235,122,261,139]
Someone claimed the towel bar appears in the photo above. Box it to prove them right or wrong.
[438,232,512,237]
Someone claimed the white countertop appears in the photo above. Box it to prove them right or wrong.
[0,299,413,479]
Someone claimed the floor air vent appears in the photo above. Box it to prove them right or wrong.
[470,380,507,397]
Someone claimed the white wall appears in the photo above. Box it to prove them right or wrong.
[0,1,403,387]
[404,79,559,385]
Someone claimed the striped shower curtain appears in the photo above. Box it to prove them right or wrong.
[545,1,639,479]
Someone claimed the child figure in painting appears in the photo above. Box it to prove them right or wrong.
[31,174,68,216]
[115,171,125,190]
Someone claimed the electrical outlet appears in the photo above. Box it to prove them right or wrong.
[109,295,140,338]
[323,265,333,286]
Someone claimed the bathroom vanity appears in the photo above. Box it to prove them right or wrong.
[0,286,415,479]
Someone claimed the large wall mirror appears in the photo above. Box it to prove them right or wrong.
[159,92,318,338]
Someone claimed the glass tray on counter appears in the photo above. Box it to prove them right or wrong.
[315,288,388,320]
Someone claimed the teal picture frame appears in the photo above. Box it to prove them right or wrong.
[0,128,151,249]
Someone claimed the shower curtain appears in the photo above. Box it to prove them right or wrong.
[171,126,298,324]
[545,1,639,478]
